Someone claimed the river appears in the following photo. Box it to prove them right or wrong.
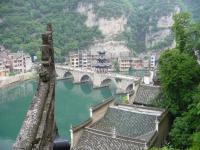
[0,79,115,150]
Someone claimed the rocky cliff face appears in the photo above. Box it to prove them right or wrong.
[76,1,182,56]
[146,6,180,50]
[77,2,130,57]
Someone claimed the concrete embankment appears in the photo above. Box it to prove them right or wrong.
[0,72,37,89]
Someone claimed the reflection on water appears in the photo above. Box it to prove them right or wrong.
[55,80,113,139]
[0,80,37,150]
[0,81,36,104]
[0,79,114,149]
[80,82,92,95]
[100,87,114,99]
[62,79,74,90]
[0,138,14,150]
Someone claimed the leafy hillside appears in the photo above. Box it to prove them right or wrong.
[0,0,199,61]
[0,0,102,61]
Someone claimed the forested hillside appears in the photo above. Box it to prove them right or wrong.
[0,0,103,61]
[0,0,199,61]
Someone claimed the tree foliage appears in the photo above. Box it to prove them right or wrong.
[169,85,200,149]
[173,13,200,56]
[172,13,191,53]
[159,13,200,149]
[159,49,200,115]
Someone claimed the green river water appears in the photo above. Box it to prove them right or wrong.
[0,79,114,150]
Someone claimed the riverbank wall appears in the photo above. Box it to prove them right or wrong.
[0,72,37,89]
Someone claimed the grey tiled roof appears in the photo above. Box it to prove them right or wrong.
[135,130,156,141]
[71,129,145,150]
[90,107,157,139]
[134,85,161,105]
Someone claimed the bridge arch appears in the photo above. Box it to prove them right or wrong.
[126,83,133,93]
[80,74,93,83]
[64,71,74,79]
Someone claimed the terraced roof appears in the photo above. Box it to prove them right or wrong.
[134,85,161,105]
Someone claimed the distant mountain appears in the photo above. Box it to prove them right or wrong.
[0,0,199,61]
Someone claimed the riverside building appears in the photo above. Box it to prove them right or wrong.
[69,51,92,69]
[9,51,32,73]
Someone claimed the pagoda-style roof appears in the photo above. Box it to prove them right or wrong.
[97,58,107,62]
[97,51,106,55]
[93,63,111,68]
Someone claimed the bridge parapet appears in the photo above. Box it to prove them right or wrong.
[13,24,57,150]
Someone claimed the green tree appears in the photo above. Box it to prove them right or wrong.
[173,13,200,57]
[151,147,175,150]
[189,132,200,150]
[169,85,200,149]
[185,23,200,56]
[172,13,191,53]
[122,95,129,104]
[158,12,200,150]
[159,49,200,115]
[113,60,120,72]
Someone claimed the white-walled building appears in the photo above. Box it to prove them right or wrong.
[68,51,92,69]
[0,59,7,77]
[0,46,12,76]
[24,54,33,71]
[118,57,132,72]
[9,51,32,73]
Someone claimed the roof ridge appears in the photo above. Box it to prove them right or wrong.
[140,84,161,88]
[84,127,146,145]
[109,105,164,116]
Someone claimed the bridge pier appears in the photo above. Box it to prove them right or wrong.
[72,71,82,83]
[93,73,107,88]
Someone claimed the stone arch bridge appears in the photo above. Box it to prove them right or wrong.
[56,65,141,94]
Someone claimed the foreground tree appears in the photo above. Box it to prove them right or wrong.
[173,13,191,53]
[173,13,200,57]
[158,12,200,150]
[159,49,200,149]
[169,85,200,149]
[159,49,200,115]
